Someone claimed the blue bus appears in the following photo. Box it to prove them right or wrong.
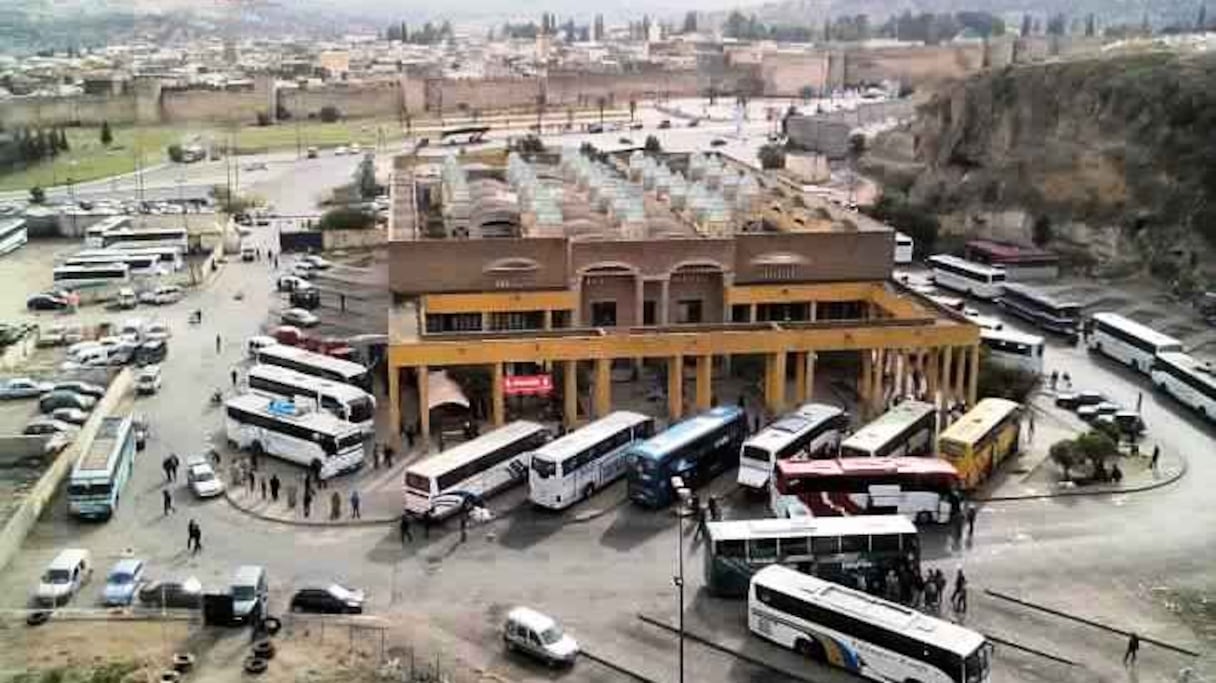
[626,405,747,508]
[68,415,135,520]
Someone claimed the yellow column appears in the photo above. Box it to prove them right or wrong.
[968,344,980,408]
[668,355,684,420]
[388,362,401,450]
[805,351,816,404]
[481,312,490,332]
[766,351,787,415]
[793,352,808,404]
[417,365,430,451]
[563,360,578,428]
[927,347,939,404]
[940,346,954,404]
[953,346,966,405]
[695,354,713,411]
[809,301,818,322]
[491,363,505,427]
[543,309,553,330]
[594,357,612,418]
[871,348,886,415]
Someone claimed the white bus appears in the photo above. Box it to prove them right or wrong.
[1151,351,1216,420]
[224,394,366,479]
[68,415,136,520]
[749,565,992,683]
[101,227,189,251]
[256,344,371,390]
[74,247,183,271]
[927,254,1006,300]
[84,216,131,248]
[997,283,1082,339]
[737,403,849,490]
[52,263,130,289]
[1088,312,1183,374]
[64,252,161,276]
[247,364,376,432]
[839,401,936,459]
[893,232,913,264]
[529,411,655,510]
[980,328,1045,375]
[0,218,29,256]
[405,421,551,520]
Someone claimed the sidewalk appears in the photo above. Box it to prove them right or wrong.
[978,391,1186,502]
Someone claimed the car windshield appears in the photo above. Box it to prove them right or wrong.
[328,584,358,600]
[531,457,556,479]
[232,586,256,600]
[46,569,71,583]
[192,468,214,482]
[108,571,132,584]
[540,626,564,644]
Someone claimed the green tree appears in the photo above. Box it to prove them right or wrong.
[1049,440,1080,480]
[1046,13,1067,35]
[1075,430,1118,475]
[166,143,184,163]
[29,186,45,204]
[353,154,378,199]
[1032,215,1053,246]
[319,207,374,231]
[319,105,341,123]
[100,120,113,146]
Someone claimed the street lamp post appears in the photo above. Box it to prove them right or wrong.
[671,475,690,683]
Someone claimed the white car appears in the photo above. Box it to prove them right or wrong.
[503,607,580,667]
[186,457,224,498]
[963,308,1003,331]
[301,255,332,270]
[277,274,307,292]
[144,322,171,341]
[0,377,55,400]
[290,262,316,279]
[50,407,90,425]
[136,365,162,395]
[282,308,319,328]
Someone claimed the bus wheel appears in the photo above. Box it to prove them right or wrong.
[582,483,595,501]
[915,511,933,525]
[251,442,265,456]
[794,637,826,662]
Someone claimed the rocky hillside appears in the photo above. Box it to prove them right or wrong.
[869,50,1216,286]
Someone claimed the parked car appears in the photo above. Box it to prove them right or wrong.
[136,365,162,394]
[273,325,305,346]
[136,339,168,366]
[502,606,579,667]
[144,322,171,341]
[40,391,97,413]
[658,120,672,129]
[618,137,633,145]
[51,407,90,425]
[132,414,149,451]
[277,275,308,292]
[186,457,224,498]
[1056,390,1104,410]
[138,578,204,609]
[0,377,54,399]
[27,293,70,311]
[289,584,365,614]
[36,549,93,606]
[301,255,332,270]
[687,118,701,128]
[51,380,105,398]
[37,325,83,348]
[282,308,320,328]
[102,558,146,606]
[290,263,316,279]
[290,286,320,310]
[115,288,138,310]
[24,418,79,436]
[247,335,277,357]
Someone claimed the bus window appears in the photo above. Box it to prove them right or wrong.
[811,536,839,554]
[717,539,745,558]
[750,538,778,562]
[780,536,809,557]
[841,535,867,553]
[871,534,901,553]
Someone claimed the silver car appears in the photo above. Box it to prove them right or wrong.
[0,377,54,399]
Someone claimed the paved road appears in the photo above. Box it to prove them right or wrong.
[1,162,1213,682]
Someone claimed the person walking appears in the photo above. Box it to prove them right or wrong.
[399,514,413,545]
[951,569,968,613]
[169,454,179,482]
[260,477,267,499]
[231,368,238,387]
[1151,445,1161,474]
[215,333,222,354]
[162,456,173,482]
[1050,370,1058,391]
[302,489,313,518]
[350,490,361,519]
[246,469,256,493]
[330,491,341,520]
[269,474,281,502]
[384,445,394,468]
[1124,632,1140,666]
[422,510,433,539]
[966,503,978,538]
[459,510,468,542]
[191,523,202,555]
[186,520,196,551]
[210,449,221,467]
[707,495,721,522]
[162,488,173,515]
[923,573,939,613]
[372,444,381,469]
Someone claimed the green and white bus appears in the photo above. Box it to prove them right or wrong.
[68,415,136,520]
[703,515,919,598]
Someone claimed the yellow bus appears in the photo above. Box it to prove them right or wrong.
[937,398,1022,489]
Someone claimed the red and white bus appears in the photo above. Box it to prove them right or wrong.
[771,457,962,525]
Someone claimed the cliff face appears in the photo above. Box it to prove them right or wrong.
[895,51,1216,274]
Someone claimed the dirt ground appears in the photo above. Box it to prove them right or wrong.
[0,615,506,683]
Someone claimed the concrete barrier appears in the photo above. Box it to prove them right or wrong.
[322,228,386,251]
[0,368,133,572]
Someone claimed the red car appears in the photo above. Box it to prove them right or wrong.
[273,325,304,346]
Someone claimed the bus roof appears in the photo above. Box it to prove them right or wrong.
[754,565,986,656]
[839,401,935,454]
[630,406,743,461]
[1092,312,1182,349]
[74,415,131,474]
[776,456,959,479]
[743,403,845,453]
[532,411,650,463]
[980,328,1045,347]
[248,363,370,400]
[939,398,1021,446]
[1001,282,1081,310]
[1155,352,1216,390]
[258,344,368,378]
[707,514,915,542]
[927,253,1005,275]
[225,393,361,436]
[406,420,547,478]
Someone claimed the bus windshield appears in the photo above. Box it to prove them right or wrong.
[348,397,374,424]
[68,482,112,496]
[966,642,993,683]
[741,445,769,463]
[531,457,556,478]
[405,473,431,492]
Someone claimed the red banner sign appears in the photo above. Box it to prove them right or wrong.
[504,374,554,396]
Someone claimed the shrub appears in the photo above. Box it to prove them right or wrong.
[1049,439,1080,479]
[318,105,341,123]
[167,144,184,163]
[318,207,374,231]
[29,186,45,204]
[977,362,1039,403]
[255,111,272,127]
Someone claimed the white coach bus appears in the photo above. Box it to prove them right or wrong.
[1088,312,1183,375]
[224,394,366,479]
[927,254,1006,300]
[529,411,655,510]
[737,403,849,490]
[1152,351,1216,420]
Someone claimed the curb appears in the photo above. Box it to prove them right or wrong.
[222,489,396,528]
[977,451,1187,503]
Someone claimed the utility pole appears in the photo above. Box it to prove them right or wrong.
[672,476,689,683]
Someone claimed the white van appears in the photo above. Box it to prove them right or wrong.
[241,244,256,262]
[502,607,580,667]
[36,549,92,606]
[247,336,277,358]
[136,365,162,394]
[230,565,268,623]
[120,318,146,342]
[116,288,138,310]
